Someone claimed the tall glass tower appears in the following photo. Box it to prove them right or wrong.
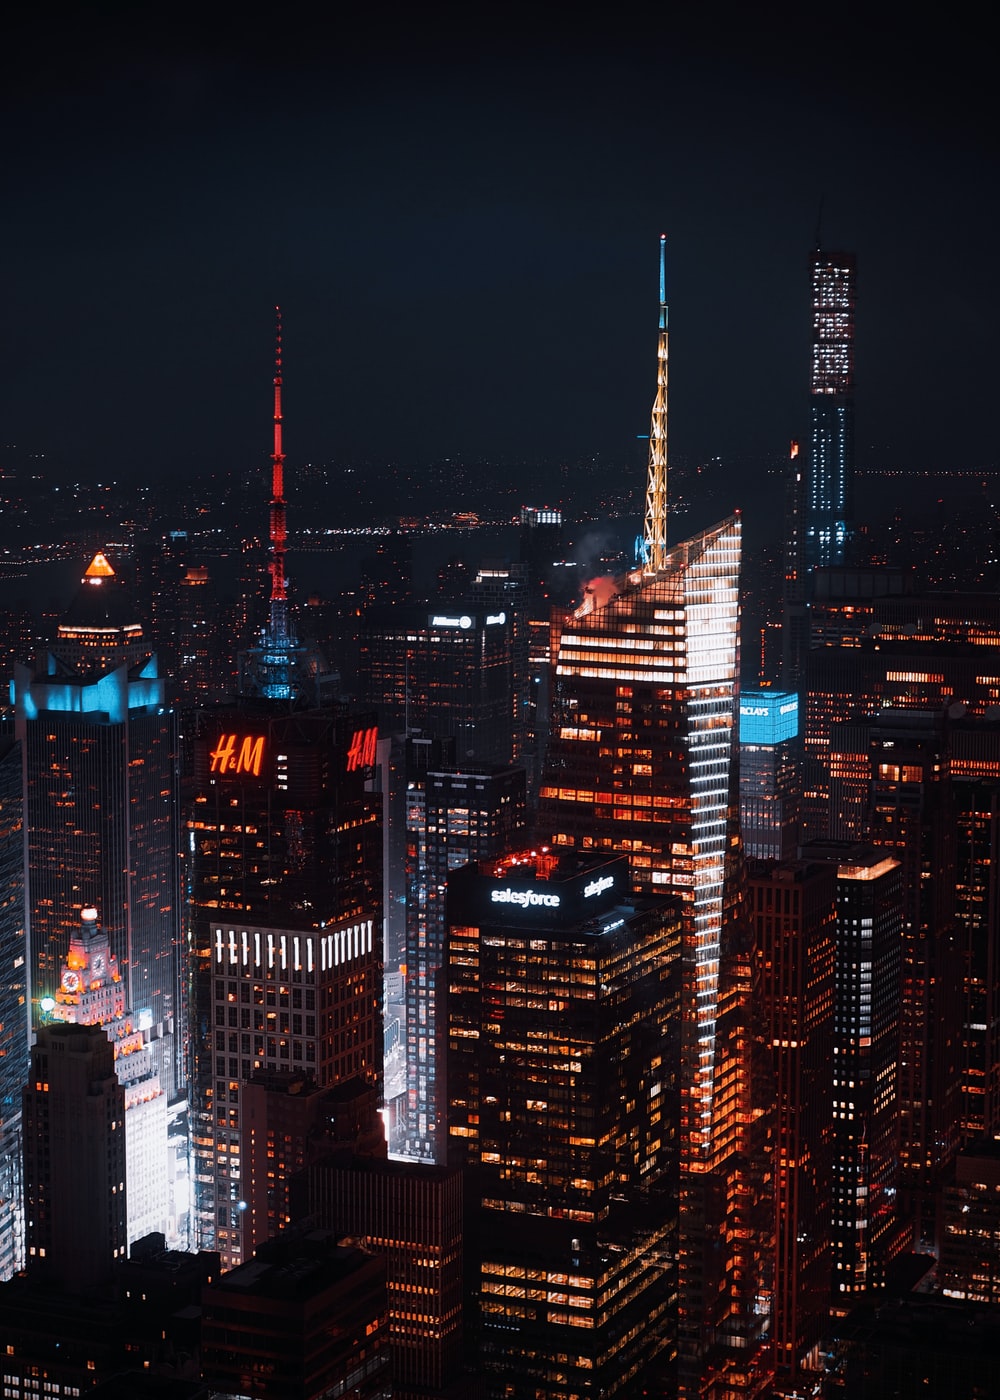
[539,240,773,1396]
[806,249,856,570]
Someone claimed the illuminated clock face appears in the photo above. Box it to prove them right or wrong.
[92,954,106,977]
[61,970,80,993]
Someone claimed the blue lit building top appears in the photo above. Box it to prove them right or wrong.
[739,690,799,745]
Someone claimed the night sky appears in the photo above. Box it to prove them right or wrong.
[1,5,995,503]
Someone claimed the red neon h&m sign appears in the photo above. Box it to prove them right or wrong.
[209,733,266,777]
[346,726,378,772]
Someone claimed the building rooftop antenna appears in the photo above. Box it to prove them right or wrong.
[642,234,669,572]
[268,306,288,641]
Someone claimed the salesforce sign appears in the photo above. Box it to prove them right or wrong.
[739,690,799,746]
[491,887,561,909]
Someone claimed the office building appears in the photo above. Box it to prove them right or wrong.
[200,1230,391,1400]
[400,763,526,1161]
[240,1071,383,1257]
[802,842,904,1297]
[186,704,383,1269]
[802,574,1000,841]
[446,851,682,1398]
[12,552,182,1097]
[940,1140,1000,1305]
[867,711,962,1249]
[953,767,1000,1140]
[0,736,27,1281]
[305,1153,464,1396]
[49,906,169,1246]
[359,601,517,766]
[749,860,835,1386]
[806,249,855,571]
[739,689,802,860]
[22,1021,128,1291]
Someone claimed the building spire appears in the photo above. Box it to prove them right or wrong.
[268,306,288,636]
[642,235,669,573]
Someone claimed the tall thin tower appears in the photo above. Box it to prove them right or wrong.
[239,308,316,701]
[806,249,856,570]
[642,233,669,571]
[268,306,289,643]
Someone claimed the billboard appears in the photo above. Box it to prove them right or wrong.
[739,690,799,745]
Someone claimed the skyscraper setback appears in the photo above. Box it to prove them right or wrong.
[806,249,856,571]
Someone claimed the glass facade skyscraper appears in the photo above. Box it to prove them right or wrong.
[539,515,774,1397]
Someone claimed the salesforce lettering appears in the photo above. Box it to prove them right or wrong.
[583,874,615,899]
[491,887,561,909]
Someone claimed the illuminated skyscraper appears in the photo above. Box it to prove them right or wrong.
[400,763,525,1161]
[806,249,856,570]
[539,241,771,1398]
[12,552,182,1097]
[749,860,835,1386]
[49,906,169,1247]
[802,841,905,1298]
[184,320,383,1270]
[739,690,802,861]
[446,851,681,1397]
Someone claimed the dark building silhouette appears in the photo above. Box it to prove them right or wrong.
[940,1140,1000,1305]
[825,1297,1000,1398]
[240,1072,383,1257]
[23,1021,127,1292]
[0,1234,217,1397]
[200,1230,391,1400]
[359,602,517,766]
[446,851,682,1398]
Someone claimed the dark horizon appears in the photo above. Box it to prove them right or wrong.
[0,6,996,500]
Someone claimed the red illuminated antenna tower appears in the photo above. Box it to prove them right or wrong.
[269,306,288,642]
[238,307,316,702]
[642,234,669,572]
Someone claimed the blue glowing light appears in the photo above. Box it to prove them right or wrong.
[739,690,798,745]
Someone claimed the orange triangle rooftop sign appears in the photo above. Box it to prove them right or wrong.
[85,551,115,579]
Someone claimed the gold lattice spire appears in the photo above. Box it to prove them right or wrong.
[642,234,668,572]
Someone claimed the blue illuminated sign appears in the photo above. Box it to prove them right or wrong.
[739,690,798,745]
